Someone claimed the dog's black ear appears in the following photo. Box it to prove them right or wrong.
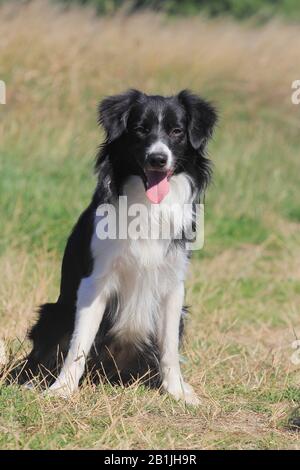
[178,90,217,151]
[98,89,143,142]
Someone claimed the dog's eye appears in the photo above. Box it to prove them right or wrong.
[170,128,184,137]
[134,126,150,135]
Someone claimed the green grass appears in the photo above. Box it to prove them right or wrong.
[0,0,300,449]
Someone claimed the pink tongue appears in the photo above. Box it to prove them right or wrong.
[145,170,170,204]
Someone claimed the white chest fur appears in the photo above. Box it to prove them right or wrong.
[90,173,193,344]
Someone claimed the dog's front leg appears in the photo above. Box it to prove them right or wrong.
[48,275,106,397]
[159,282,200,406]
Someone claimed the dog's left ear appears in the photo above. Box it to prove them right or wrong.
[98,89,143,142]
[178,90,218,151]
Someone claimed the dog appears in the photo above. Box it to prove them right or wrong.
[13,89,217,405]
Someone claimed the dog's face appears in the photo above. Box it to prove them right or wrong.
[98,89,217,203]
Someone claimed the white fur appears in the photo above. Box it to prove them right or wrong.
[147,140,173,169]
[50,173,199,404]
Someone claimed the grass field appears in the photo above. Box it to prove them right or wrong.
[1,0,300,449]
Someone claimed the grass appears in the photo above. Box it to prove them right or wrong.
[0,0,300,449]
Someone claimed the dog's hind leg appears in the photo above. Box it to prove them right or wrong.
[6,302,74,386]
[17,302,74,386]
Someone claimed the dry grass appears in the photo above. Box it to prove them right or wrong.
[0,0,300,449]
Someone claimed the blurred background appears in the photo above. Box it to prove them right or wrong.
[0,0,300,450]
[48,0,300,19]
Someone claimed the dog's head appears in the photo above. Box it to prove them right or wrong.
[97,89,217,203]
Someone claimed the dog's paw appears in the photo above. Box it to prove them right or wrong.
[23,382,35,391]
[45,380,75,399]
[181,382,201,406]
[162,375,200,406]
[45,387,72,399]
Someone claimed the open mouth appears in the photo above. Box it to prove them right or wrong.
[144,169,172,204]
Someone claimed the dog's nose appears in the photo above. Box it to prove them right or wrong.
[147,153,168,169]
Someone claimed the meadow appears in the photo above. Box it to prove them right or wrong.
[0,0,300,449]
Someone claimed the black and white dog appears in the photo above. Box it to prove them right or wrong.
[16,89,217,405]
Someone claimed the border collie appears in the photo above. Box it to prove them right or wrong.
[13,89,217,405]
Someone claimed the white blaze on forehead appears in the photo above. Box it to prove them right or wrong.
[147,141,173,168]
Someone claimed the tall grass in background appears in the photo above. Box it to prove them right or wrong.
[58,0,300,21]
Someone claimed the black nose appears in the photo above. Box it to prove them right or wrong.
[147,153,168,169]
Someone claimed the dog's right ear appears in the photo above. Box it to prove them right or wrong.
[98,89,143,142]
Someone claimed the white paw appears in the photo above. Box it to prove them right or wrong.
[162,374,200,406]
[46,379,76,399]
[23,382,34,391]
[181,382,201,406]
